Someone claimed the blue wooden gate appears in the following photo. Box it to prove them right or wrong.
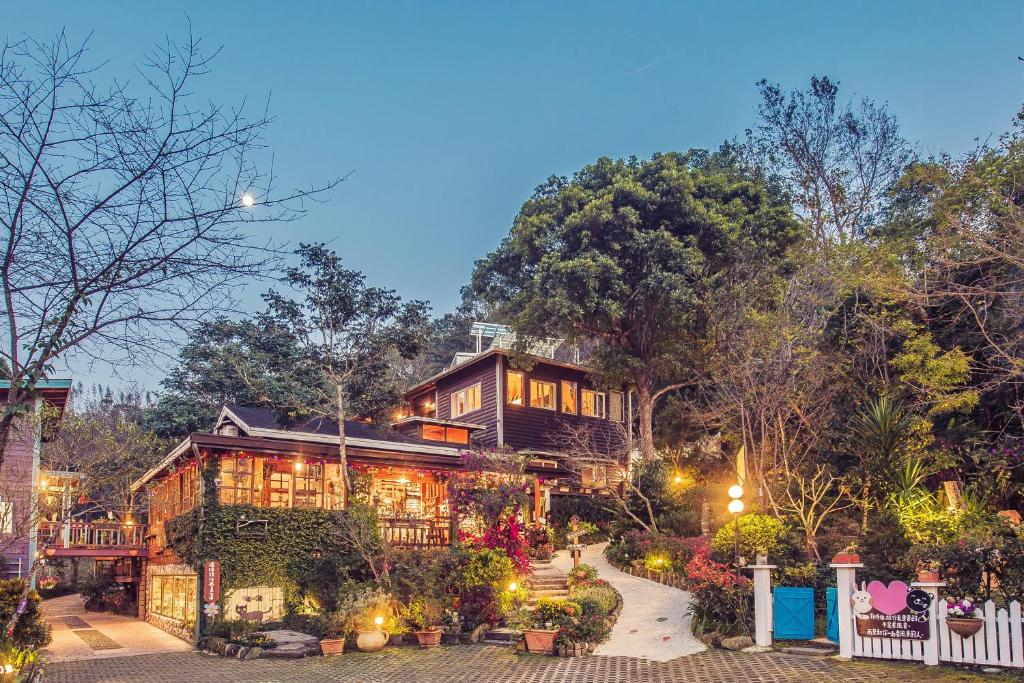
[826,587,839,643]
[773,587,815,640]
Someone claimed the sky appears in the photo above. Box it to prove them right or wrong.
[6,1,1024,392]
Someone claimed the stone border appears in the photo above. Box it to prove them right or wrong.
[607,558,689,590]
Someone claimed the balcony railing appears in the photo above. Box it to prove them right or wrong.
[379,517,451,548]
[37,521,148,552]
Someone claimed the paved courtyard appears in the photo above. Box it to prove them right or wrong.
[44,645,1020,683]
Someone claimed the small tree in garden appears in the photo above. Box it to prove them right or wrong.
[850,396,914,532]
[233,244,431,506]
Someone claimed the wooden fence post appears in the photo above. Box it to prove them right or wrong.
[912,580,945,665]
[831,561,862,659]
[748,562,776,647]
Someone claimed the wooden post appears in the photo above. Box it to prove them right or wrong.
[533,478,542,523]
[912,580,946,666]
[831,562,863,659]
[748,563,776,647]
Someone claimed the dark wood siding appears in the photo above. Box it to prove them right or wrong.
[502,361,625,454]
[435,356,500,448]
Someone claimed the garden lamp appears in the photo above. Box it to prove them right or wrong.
[727,485,744,569]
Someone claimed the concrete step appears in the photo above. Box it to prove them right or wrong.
[530,578,567,587]
[482,628,520,644]
[780,645,838,658]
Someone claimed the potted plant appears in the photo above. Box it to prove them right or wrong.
[401,598,444,648]
[339,585,394,653]
[523,620,559,654]
[917,560,941,583]
[945,597,983,638]
[440,607,462,645]
[318,610,351,656]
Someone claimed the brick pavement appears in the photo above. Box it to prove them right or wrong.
[44,644,1017,683]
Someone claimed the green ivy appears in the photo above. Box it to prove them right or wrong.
[166,505,366,604]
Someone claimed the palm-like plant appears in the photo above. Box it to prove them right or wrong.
[850,396,914,531]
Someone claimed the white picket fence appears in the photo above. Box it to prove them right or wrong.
[937,599,1024,668]
[833,562,1024,669]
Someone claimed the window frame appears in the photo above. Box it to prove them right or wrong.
[581,389,607,418]
[450,382,482,418]
[608,390,625,422]
[560,381,578,414]
[529,379,557,411]
[506,371,524,406]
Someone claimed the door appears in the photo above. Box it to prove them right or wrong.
[774,587,815,640]
[826,587,839,643]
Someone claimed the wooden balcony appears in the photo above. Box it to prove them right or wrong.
[379,517,451,548]
[37,521,148,558]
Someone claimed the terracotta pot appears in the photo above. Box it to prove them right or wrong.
[415,629,442,648]
[832,553,860,564]
[319,637,346,655]
[355,629,388,652]
[946,617,983,638]
[917,570,940,583]
[523,628,559,654]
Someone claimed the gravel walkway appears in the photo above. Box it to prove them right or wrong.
[550,542,706,661]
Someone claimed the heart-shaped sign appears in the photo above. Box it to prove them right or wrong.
[866,580,909,615]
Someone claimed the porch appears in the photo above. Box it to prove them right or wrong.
[38,521,148,558]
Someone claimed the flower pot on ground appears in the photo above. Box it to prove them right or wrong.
[414,628,442,648]
[946,618,983,638]
[319,638,345,655]
[355,629,389,652]
[522,629,559,654]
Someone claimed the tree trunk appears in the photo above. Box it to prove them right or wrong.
[336,383,350,510]
[634,381,655,462]
[860,483,870,534]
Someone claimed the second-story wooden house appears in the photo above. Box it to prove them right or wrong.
[128,323,631,641]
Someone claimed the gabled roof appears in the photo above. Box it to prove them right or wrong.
[403,348,595,398]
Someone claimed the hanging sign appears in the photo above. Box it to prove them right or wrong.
[853,580,931,640]
[203,560,221,603]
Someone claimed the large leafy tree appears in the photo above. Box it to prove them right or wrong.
[472,150,802,461]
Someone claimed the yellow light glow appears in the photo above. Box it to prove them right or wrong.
[373,615,384,627]
[38,478,48,489]
[294,461,304,472]
[728,499,744,514]
[673,474,683,484]
[508,581,518,592]
[240,192,256,207]
[397,476,410,485]
[3,664,13,674]
[124,518,134,527]
[728,484,744,500]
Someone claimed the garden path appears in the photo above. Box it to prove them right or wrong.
[550,541,706,662]
[41,594,193,663]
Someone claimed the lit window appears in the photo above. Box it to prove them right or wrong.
[609,391,624,422]
[561,381,577,414]
[529,380,556,410]
[581,389,606,418]
[506,371,524,406]
[423,424,471,444]
[450,383,481,418]
[220,457,254,505]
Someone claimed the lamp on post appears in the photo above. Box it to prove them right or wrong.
[727,484,744,569]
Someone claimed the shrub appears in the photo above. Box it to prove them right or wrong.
[400,597,444,631]
[710,513,786,562]
[606,529,705,573]
[566,564,598,588]
[533,597,583,628]
[684,539,752,636]
[571,583,619,617]
[456,585,499,629]
[0,581,49,649]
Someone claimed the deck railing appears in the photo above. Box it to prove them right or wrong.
[37,521,148,550]
[379,517,451,548]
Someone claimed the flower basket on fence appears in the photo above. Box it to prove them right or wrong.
[946,617,983,638]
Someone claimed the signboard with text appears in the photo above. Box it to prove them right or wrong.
[853,580,931,640]
[203,560,221,604]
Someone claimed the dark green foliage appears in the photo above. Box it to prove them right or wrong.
[0,580,49,649]
[166,504,368,608]
[860,509,914,584]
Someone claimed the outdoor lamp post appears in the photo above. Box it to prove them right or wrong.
[727,485,744,568]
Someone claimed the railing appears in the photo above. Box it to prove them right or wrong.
[37,521,148,551]
[379,517,451,548]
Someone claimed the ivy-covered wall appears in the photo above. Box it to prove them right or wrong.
[166,504,363,604]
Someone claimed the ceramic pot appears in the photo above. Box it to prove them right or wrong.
[523,628,559,654]
[319,638,346,655]
[917,570,940,583]
[415,629,442,648]
[946,618,983,638]
[355,629,388,652]
[832,553,860,564]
